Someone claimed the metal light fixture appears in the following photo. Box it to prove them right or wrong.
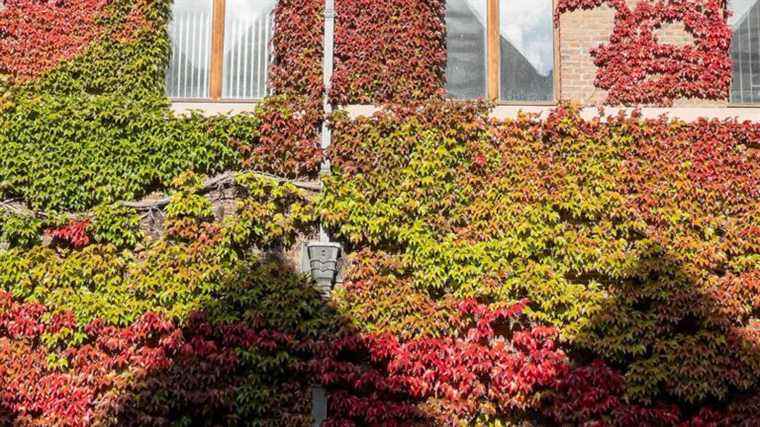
[305,241,342,298]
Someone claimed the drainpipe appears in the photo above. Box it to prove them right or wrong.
[319,0,335,242]
[307,0,341,299]
[320,0,336,189]
[311,385,327,427]
[310,2,336,425]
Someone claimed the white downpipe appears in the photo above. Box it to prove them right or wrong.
[319,0,335,243]
[311,4,335,423]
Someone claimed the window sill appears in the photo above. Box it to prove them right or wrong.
[344,105,760,122]
[728,103,760,108]
[169,101,760,122]
[496,100,557,106]
[492,105,760,121]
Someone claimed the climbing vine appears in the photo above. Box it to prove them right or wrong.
[555,0,733,105]
[0,0,112,84]
[0,0,757,425]
[271,0,447,103]
[323,101,760,420]
[0,0,321,213]
[272,0,734,105]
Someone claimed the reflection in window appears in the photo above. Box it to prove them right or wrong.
[730,0,760,103]
[223,0,275,99]
[166,0,212,99]
[445,0,487,99]
[500,0,554,102]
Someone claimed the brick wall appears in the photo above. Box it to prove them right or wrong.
[558,5,615,105]
[556,2,730,107]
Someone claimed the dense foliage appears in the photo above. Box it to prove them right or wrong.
[0,0,321,213]
[0,0,757,425]
[330,0,446,104]
[270,0,326,99]
[0,1,326,422]
[0,174,331,425]
[272,0,447,103]
[0,0,115,84]
[323,102,760,421]
[272,0,733,105]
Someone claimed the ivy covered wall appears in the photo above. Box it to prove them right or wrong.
[325,102,759,423]
[271,0,734,106]
[271,0,447,103]
[0,0,758,426]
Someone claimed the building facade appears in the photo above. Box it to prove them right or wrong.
[0,0,759,424]
[167,0,760,120]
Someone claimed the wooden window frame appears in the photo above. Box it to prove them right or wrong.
[486,0,560,104]
[209,0,225,100]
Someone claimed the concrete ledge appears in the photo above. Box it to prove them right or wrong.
[345,105,760,122]
[170,102,259,116]
[171,102,760,122]
[564,106,760,122]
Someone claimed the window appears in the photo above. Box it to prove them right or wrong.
[167,0,212,99]
[499,0,554,102]
[167,0,275,100]
[445,0,556,102]
[446,0,487,99]
[729,0,760,104]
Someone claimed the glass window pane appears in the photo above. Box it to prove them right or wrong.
[223,0,276,99]
[166,0,213,99]
[500,0,554,102]
[729,0,760,104]
[445,0,487,99]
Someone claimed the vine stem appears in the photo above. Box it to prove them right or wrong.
[0,171,321,219]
